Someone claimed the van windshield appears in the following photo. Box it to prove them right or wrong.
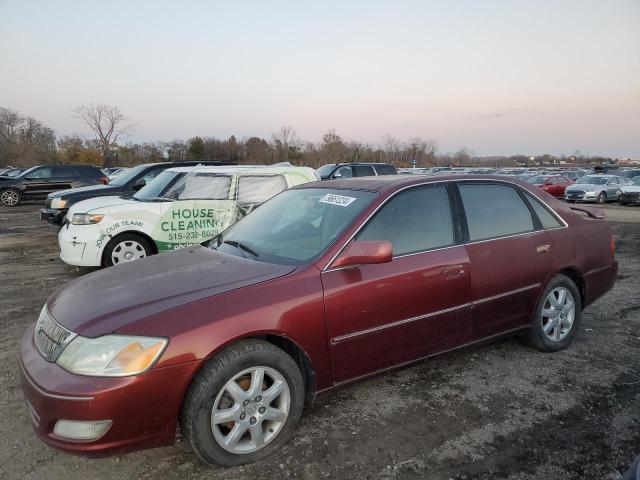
[211,188,377,265]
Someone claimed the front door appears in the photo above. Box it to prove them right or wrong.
[322,184,472,383]
[456,182,554,341]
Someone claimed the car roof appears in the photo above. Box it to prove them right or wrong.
[164,165,315,174]
[295,174,538,194]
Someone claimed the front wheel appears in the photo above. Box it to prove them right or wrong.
[103,233,153,267]
[181,340,305,467]
[0,189,21,207]
[526,274,582,352]
[597,192,607,204]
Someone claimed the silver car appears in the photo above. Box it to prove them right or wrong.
[564,174,630,203]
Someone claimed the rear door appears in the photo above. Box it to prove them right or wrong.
[456,182,554,341]
[49,166,78,193]
[323,184,471,383]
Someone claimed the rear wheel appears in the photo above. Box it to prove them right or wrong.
[181,339,304,467]
[526,274,582,352]
[103,233,153,267]
[597,191,607,204]
[0,189,21,207]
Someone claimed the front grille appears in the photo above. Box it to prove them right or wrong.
[34,307,75,362]
[620,192,640,201]
[568,190,584,198]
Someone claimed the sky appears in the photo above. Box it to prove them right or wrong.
[0,0,639,157]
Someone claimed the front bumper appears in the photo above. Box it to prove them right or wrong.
[565,191,597,202]
[40,208,67,227]
[619,192,640,204]
[57,223,103,267]
[19,324,201,454]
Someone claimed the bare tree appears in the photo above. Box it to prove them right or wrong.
[73,104,134,166]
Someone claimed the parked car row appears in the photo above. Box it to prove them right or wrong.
[19,164,618,467]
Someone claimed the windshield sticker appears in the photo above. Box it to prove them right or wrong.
[319,194,357,207]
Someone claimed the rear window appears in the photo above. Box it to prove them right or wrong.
[52,166,78,177]
[374,165,397,175]
[523,192,564,229]
[352,165,375,177]
[237,175,287,205]
[459,184,534,242]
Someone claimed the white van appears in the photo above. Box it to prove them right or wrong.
[58,165,318,267]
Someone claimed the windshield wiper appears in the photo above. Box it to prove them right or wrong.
[223,240,258,259]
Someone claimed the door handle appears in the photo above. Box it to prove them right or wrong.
[443,265,466,279]
[536,244,551,255]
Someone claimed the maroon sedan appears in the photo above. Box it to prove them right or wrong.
[20,176,617,467]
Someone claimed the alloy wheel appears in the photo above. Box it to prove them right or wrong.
[111,240,147,264]
[597,192,606,204]
[0,190,19,206]
[541,287,576,342]
[211,366,290,454]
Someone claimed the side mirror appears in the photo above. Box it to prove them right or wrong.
[132,178,146,190]
[331,240,393,269]
[332,172,342,179]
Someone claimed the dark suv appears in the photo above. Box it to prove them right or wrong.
[0,165,106,208]
[40,161,237,227]
[316,162,397,180]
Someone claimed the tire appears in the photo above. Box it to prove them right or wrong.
[597,191,607,204]
[0,188,21,207]
[181,339,305,467]
[526,274,582,352]
[103,232,153,267]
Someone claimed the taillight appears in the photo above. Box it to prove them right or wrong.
[100,176,109,185]
[611,235,615,257]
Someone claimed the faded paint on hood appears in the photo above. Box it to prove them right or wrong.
[47,246,296,337]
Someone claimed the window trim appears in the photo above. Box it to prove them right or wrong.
[322,178,568,271]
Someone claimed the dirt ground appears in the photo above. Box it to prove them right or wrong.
[1,202,639,480]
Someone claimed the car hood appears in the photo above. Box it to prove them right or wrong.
[566,183,601,191]
[621,186,640,193]
[67,195,138,215]
[47,246,296,337]
[48,184,119,199]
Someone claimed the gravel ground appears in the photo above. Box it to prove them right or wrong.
[0,202,639,480]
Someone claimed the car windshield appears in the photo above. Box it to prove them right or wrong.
[211,188,377,265]
[133,170,184,201]
[316,165,336,178]
[633,177,640,186]
[109,164,153,187]
[14,166,38,178]
[577,176,609,185]
[527,176,549,184]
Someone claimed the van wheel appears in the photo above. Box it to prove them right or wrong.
[103,233,153,266]
[0,189,21,207]
[526,274,582,352]
[181,339,304,467]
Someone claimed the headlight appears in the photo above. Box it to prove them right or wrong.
[56,335,168,377]
[50,198,67,209]
[71,213,104,225]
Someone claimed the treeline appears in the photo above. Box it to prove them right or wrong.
[0,106,616,169]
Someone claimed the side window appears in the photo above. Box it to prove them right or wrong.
[29,167,53,178]
[375,165,396,175]
[549,177,559,185]
[609,177,618,185]
[52,166,77,177]
[141,168,163,183]
[333,166,352,178]
[237,175,287,205]
[357,185,454,256]
[459,184,534,242]
[523,192,563,229]
[352,165,375,177]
